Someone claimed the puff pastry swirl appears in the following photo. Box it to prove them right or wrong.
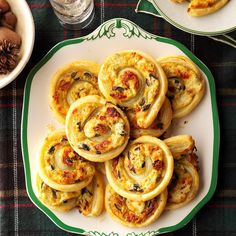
[77,171,104,216]
[131,98,173,138]
[66,95,130,162]
[36,171,104,216]
[98,50,168,128]
[36,174,81,212]
[38,129,95,192]
[105,185,167,227]
[158,56,205,118]
[105,136,174,201]
[49,61,100,123]
[164,135,200,210]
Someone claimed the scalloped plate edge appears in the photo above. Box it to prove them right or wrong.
[21,18,220,236]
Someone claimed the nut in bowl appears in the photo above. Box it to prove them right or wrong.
[0,0,35,89]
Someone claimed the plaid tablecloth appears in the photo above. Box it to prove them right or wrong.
[0,0,236,235]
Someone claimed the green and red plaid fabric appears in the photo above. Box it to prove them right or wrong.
[0,0,236,235]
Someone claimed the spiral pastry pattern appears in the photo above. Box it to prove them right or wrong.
[105,185,167,227]
[105,136,174,201]
[36,171,104,216]
[38,130,95,192]
[77,171,104,216]
[49,61,100,123]
[98,50,168,128]
[36,174,81,212]
[66,95,130,162]
[164,135,195,160]
[164,135,199,210]
[131,98,173,138]
[157,56,205,118]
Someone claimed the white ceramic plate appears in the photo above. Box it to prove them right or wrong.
[150,0,236,35]
[21,18,219,236]
[0,0,35,89]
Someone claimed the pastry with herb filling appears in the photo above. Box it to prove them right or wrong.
[105,136,174,201]
[36,174,81,212]
[164,135,199,210]
[157,56,205,118]
[98,50,168,129]
[66,95,130,162]
[36,171,104,215]
[38,129,95,192]
[105,185,167,227]
[49,61,100,124]
[77,171,104,216]
[131,98,172,138]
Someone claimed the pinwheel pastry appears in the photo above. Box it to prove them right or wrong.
[77,171,104,216]
[38,129,95,192]
[171,0,229,16]
[65,95,130,162]
[96,162,106,175]
[105,136,174,201]
[164,135,200,210]
[157,56,205,119]
[131,98,173,138]
[36,171,104,216]
[164,135,195,160]
[49,60,100,123]
[187,0,229,16]
[105,185,167,227]
[98,50,168,129]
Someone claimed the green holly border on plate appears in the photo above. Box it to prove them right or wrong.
[21,18,220,236]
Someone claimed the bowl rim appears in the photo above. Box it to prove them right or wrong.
[0,0,35,89]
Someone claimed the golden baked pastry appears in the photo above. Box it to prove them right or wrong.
[105,185,167,227]
[166,157,199,210]
[77,171,104,216]
[65,95,130,162]
[105,136,174,201]
[157,56,205,118]
[188,0,229,16]
[98,50,168,128]
[164,135,195,160]
[164,135,199,210]
[36,171,104,216]
[49,61,100,124]
[131,98,173,138]
[38,129,95,192]
[96,162,106,175]
[36,174,81,212]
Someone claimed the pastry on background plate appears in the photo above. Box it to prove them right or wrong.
[105,185,167,227]
[157,56,205,119]
[171,0,229,16]
[105,136,174,201]
[38,129,95,192]
[98,50,168,129]
[66,95,130,162]
[188,0,229,16]
[49,60,100,124]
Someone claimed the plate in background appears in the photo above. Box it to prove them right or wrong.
[151,0,236,36]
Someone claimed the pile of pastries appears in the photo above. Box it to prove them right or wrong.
[171,0,229,16]
[36,50,205,227]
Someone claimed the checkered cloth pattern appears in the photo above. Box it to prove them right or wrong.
[0,0,236,235]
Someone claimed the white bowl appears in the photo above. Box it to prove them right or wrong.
[0,0,35,89]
